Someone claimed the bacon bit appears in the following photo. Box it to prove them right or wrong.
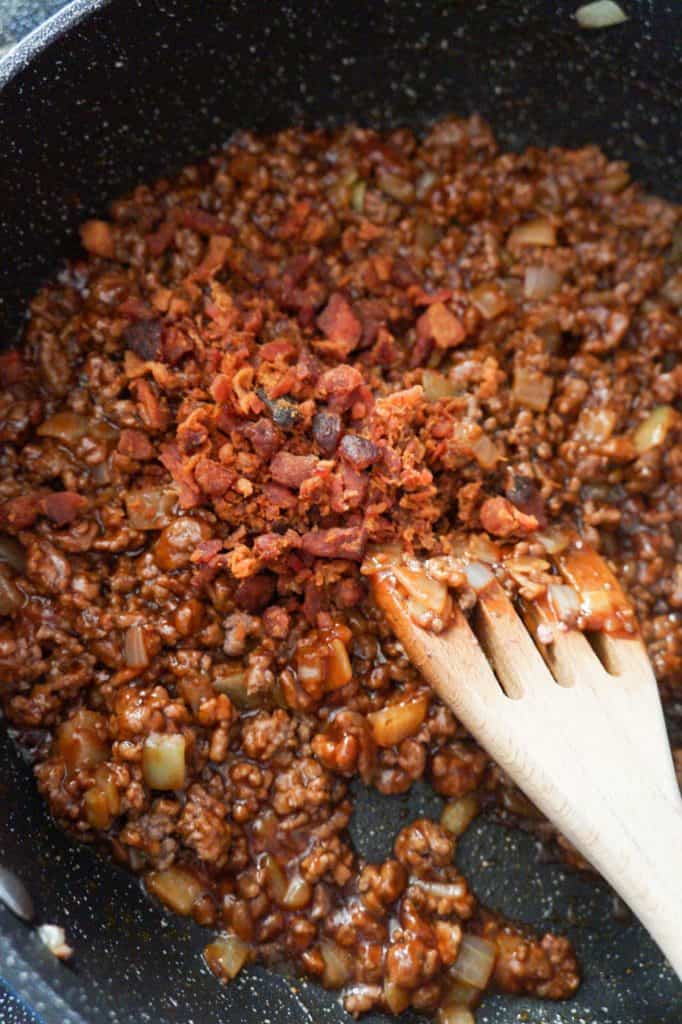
[318,365,365,412]
[210,373,233,404]
[312,411,343,454]
[270,452,318,489]
[330,464,369,512]
[146,217,177,257]
[132,379,169,431]
[163,327,195,365]
[42,492,88,526]
[417,302,466,349]
[180,208,233,236]
[263,605,291,638]
[235,574,276,613]
[0,350,25,386]
[80,219,115,259]
[259,340,298,364]
[195,235,232,279]
[191,539,224,564]
[262,482,298,509]
[480,496,539,538]
[242,418,283,459]
[254,531,300,562]
[159,443,202,509]
[316,294,362,357]
[1,493,45,530]
[300,527,367,561]
[194,458,235,497]
[278,199,312,240]
[338,434,380,470]
[117,429,154,460]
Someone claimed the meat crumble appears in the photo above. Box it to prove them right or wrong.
[0,115,680,1019]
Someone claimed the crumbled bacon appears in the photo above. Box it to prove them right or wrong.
[300,527,367,561]
[269,452,318,489]
[480,497,539,538]
[41,492,87,526]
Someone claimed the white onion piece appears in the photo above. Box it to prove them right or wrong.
[384,979,411,1013]
[451,934,497,989]
[576,1,627,29]
[142,733,186,790]
[0,535,26,573]
[38,923,73,960]
[320,940,352,987]
[441,795,479,837]
[535,529,570,555]
[204,934,250,981]
[548,583,581,621]
[632,405,675,453]
[146,866,205,914]
[124,624,148,668]
[508,218,556,247]
[438,1007,476,1024]
[465,562,494,592]
[523,266,562,300]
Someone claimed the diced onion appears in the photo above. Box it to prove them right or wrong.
[574,407,616,444]
[632,405,675,454]
[142,733,186,790]
[438,1007,476,1024]
[469,282,508,320]
[37,411,89,443]
[146,866,205,915]
[535,529,570,555]
[377,170,414,203]
[441,795,480,837]
[0,568,23,616]
[38,924,73,960]
[213,665,258,707]
[393,564,449,615]
[384,979,411,1013]
[326,637,353,690]
[123,624,149,668]
[442,977,480,1009]
[262,853,287,903]
[576,1,627,29]
[320,940,352,987]
[204,934,250,981]
[470,434,501,470]
[351,181,366,213]
[368,693,429,748]
[0,535,26,573]
[282,874,312,910]
[512,367,553,412]
[465,562,493,592]
[451,934,497,989]
[508,218,556,248]
[125,487,177,530]
[423,369,455,402]
[548,583,580,621]
[523,266,562,300]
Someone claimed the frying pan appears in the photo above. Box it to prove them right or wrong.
[0,2,680,1022]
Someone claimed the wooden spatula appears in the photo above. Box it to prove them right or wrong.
[367,542,682,980]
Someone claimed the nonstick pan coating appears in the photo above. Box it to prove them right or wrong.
[0,2,681,1022]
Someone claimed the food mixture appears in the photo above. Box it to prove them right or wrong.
[0,116,680,1020]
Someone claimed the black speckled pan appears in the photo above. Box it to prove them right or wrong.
[0,2,681,1022]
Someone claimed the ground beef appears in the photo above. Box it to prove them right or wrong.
[0,115,680,1019]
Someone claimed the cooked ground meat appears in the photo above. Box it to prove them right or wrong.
[0,115,680,1019]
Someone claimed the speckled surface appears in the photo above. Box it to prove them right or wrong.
[0,2,681,1023]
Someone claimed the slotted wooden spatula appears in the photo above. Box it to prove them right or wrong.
[368,543,682,980]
